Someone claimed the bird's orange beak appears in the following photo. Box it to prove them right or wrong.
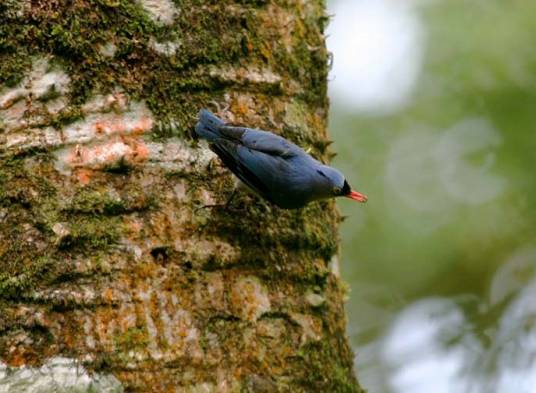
[345,190,368,203]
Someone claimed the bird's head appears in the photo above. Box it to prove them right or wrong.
[318,166,368,203]
[338,179,368,203]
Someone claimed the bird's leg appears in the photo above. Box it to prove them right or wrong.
[224,188,237,208]
[195,188,242,212]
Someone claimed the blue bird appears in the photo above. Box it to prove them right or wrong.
[195,109,367,209]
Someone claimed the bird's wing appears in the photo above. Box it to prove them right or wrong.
[210,140,275,203]
[218,126,301,158]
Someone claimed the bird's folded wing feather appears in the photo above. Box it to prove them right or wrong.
[218,126,299,157]
[210,140,275,202]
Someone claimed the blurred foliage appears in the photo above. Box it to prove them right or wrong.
[332,0,536,297]
[328,1,536,390]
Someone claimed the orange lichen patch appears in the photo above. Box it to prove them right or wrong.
[226,93,255,120]
[74,168,93,185]
[103,288,115,303]
[160,301,199,350]
[95,308,117,351]
[124,216,144,236]
[2,329,58,368]
[129,138,150,162]
[94,122,106,134]
[5,347,32,368]
[93,115,152,137]
[115,303,138,336]
[65,137,149,171]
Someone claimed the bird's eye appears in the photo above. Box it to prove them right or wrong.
[333,187,341,195]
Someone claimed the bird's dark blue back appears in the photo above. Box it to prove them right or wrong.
[234,145,321,208]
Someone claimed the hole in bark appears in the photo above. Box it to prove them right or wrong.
[103,157,132,174]
[150,246,169,262]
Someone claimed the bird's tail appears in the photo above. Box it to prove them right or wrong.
[195,109,225,141]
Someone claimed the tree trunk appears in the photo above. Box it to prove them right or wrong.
[0,1,362,392]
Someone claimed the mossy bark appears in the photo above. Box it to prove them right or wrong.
[0,1,363,392]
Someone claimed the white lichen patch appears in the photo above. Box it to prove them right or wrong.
[329,254,340,277]
[51,222,71,244]
[173,181,187,200]
[173,239,239,265]
[134,288,162,359]
[78,287,203,362]
[0,60,155,182]
[31,69,70,100]
[83,316,97,350]
[188,369,240,393]
[157,293,202,358]
[209,65,282,86]
[98,42,118,58]
[305,291,326,307]
[0,357,123,393]
[0,208,7,222]
[2,127,62,152]
[81,91,129,114]
[138,0,177,25]
[0,97,22,128]
[30,285,99,307]
[0,58,70,133]
[63,101,152,145]
[256,318,286,339]
[188,382,218,393]
[119,240,144,261]
[146,138,215,173]
[230,276,271,322]
[149,38,181,56]
[290,313,322,345]
[18,58,69,101]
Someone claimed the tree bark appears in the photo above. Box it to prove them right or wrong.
[0,1,362,392]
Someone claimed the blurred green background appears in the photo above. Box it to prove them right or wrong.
[327,1,536,392]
